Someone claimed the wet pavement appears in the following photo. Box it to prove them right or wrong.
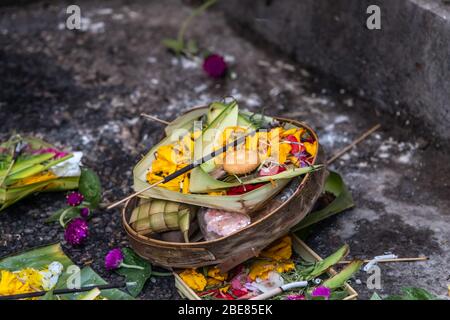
[0,0,449,299]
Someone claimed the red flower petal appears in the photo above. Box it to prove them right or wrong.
[231,288,248,297]
[285,135,300,154]
[226,183,266,195]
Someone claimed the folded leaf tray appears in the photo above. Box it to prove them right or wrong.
[174,234,358,300]
[123,109,327,270]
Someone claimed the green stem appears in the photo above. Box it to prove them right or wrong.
[177,0,217,44]
[120,263,144,270]
[151,271,173,277]
[59,207,73,227]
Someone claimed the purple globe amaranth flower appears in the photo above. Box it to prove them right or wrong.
[104,248,144,271]
[64,218,89,246]
[203,54,227,78]
[311,286,331,300]
[80,207,90,218]
[66,191,84,207]
[105,248,124,270]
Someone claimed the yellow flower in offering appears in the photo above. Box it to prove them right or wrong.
[282,128,305,142]
[219,285,230,293]
[179,269,207,292]
[13,171,57,187]
[181,174,190,194]
[15,268,43,289]
[304,141,318,157]
[275,261,295,274]
[278,143,291,164]
[207,267,228,282]
[248,259,295,281]
[268,127,282,141]
[260,236,293,261]
[0,270,34,296]
[205,266,228,286]
[248,260,277,281]
[146,134,193,192]
[206,277,222,286]
[248,236,296,281]
[281,128,297,137]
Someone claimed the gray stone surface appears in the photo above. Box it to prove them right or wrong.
[219,0,450,140]
[0,0,449,300]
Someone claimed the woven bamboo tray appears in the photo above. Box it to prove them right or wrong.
[122,117,327,271]
[174,234,358,300]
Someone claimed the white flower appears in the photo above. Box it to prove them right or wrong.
[48,261,64,275]
[51,152,83,177]
[39,262,64,290]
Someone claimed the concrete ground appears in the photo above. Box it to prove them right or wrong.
[0,0,448,299]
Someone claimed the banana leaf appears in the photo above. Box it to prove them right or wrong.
[4,153,73,186]
[189,164,321,193]
[0,136,80,212]
[292,171,354,232]
[301,244,350,280]
[0,243,133,300]
[0,153,54,178]
[322,260,363,289]
[198,101,238,172]
[0,176,79,211]
[164,107,207,137]
[133,106,320,214]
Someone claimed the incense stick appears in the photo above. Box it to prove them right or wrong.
[107,131,256,209]
[0,283,126,300]
[338,257,428,264]
[327,124,381,165]
[140,113,170,125]
[249,281,308,300]
[107,180,165,209]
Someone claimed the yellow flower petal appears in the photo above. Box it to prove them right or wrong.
[207,267,228,282]
[275,261,295,274]
[248,260,275,281]
[281,128,297,137]
[0,270,35,296]
[206,278,223,286]
[304,141,318,157]
[179,269,207,292]
[13,171,57,187]
[278,143,291,164]
[260,236,293,261]
[219,285,230,293]
[15,268,43,289]
[182,174,190,194]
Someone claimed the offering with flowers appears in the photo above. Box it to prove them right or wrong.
[176,236,362,300]
[0,135,82,211]
[0,244,133,300]
[130,99,322,243]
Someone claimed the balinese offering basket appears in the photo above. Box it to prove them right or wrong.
[122,104,327,271]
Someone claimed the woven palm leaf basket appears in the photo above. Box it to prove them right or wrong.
[122,103,327,271]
